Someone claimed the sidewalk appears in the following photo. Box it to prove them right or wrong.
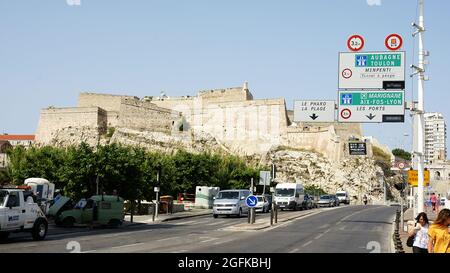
[123,208,212,226]
[399,207,438,253]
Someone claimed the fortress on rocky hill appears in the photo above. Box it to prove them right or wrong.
[35,83,377,162]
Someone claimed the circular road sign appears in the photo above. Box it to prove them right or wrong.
[340,108,352,120]
[347,35,365,52]
[385,34,403,51]
[246,195,258,208]
[342,68,353,79]
[398,162,405,169]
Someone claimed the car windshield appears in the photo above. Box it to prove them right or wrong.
[257,197,264,202]
[336,193,346,197]
[217,191,239,199]
[0,190,7,207]
[275,188,295,197]
[320,195,330,199]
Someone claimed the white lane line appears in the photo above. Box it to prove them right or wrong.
[319,224,330,229]
[324,228,332,233]
[213,239,234,245]
[111,243,144,249]
[100,229,153,238]
[288,248,299,253]
[171,220,197,225]
[81,250,97,253]
[314,234,324,240]
[206,221,226,226]
[339,226,346,231]
[302,241,313,247]
[200,237,219,243]
[171,249,188,253]
[156,236,180,242]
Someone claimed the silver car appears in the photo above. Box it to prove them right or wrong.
[318,195,334,207]
[213,190,251,218]
[254,195,270,213]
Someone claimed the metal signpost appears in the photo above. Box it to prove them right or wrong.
[293,100,336,122]
[246,195,257,224]
[338,90,405,123]
[338,51,406,90]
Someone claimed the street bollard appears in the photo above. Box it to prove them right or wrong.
[248,208,251,224]
[274,204,278,224]
[152,203,156,222]
[270,204,274,226]
[251,208,256,224]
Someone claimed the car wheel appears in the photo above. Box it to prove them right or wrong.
[31,218,48,241]
[213,214,218,218]
[0,232,10,241]
[62,217,75,228]
[108,219,122,228]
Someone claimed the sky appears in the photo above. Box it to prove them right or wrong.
[1,0,449,153]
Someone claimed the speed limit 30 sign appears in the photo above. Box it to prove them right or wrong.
[347,34,365,52]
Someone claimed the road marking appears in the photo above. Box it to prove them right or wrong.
[302,241,313,247]
[206,221,226,226]
[156,236,180,242]
[213,239,234,245]
[324,229,332,233]
[171,249,188,253]
[288,248,299,253]
[81,250,97,253]
[100,229,153,238]
[200,237,219,243]
[319,224,330,229]
[314,234,324,240]
[339,226,346,231]
[111,243,144,249]
[172,220,197,225]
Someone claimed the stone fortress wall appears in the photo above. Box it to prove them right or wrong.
[35,83,369,161]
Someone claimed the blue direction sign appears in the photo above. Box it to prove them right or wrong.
[246,195,258,208]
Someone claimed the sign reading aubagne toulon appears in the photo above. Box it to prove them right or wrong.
[338,90,405,123]
[339,51,405,90]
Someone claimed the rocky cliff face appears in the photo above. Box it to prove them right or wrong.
[258,148,391,204]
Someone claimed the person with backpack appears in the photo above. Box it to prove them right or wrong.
[407,212,429,253]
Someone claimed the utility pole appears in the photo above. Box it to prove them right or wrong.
[412,0,427,215]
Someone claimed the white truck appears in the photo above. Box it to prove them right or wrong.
[336,191,350,205]
[274,183,305,210]
[0,188,48,241]
[24,178,55,214]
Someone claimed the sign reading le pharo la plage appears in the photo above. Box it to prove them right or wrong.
[293,100,335,122]
[338,90,405,123]
[339,51,405,90]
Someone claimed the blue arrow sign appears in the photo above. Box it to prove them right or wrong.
[246,195,258,207]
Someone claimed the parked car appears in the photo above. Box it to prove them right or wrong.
[255,195,270,213]
[213,190,251,218]
[318,195,334,207]
[336,191,350,205]
[440,197,446,206]
[331,194,341,207]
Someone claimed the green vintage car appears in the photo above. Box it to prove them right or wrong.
[55,195,124,228]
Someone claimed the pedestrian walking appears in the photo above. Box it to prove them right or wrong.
[428,209,450,253]
[407,212,429,253]
[431,193,437,212]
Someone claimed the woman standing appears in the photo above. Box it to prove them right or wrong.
[428,209,450,253]
[408,212,429,253]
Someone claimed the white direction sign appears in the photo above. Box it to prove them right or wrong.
[259,171,271,186]
[338,90,405,123]
[293,100,335,122]
[338,51,405,90]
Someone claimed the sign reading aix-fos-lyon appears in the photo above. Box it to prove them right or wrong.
[339,51,405,90]
[338,90,405,123]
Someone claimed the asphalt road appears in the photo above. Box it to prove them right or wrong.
[0,205,397,253]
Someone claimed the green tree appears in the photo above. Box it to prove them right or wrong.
[392,148,411,161]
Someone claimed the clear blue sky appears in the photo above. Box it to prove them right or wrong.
[1,0,449,153]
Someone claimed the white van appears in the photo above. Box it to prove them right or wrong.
[336,191,350,205]
[274,183,305,210]
[213,189,251,218]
